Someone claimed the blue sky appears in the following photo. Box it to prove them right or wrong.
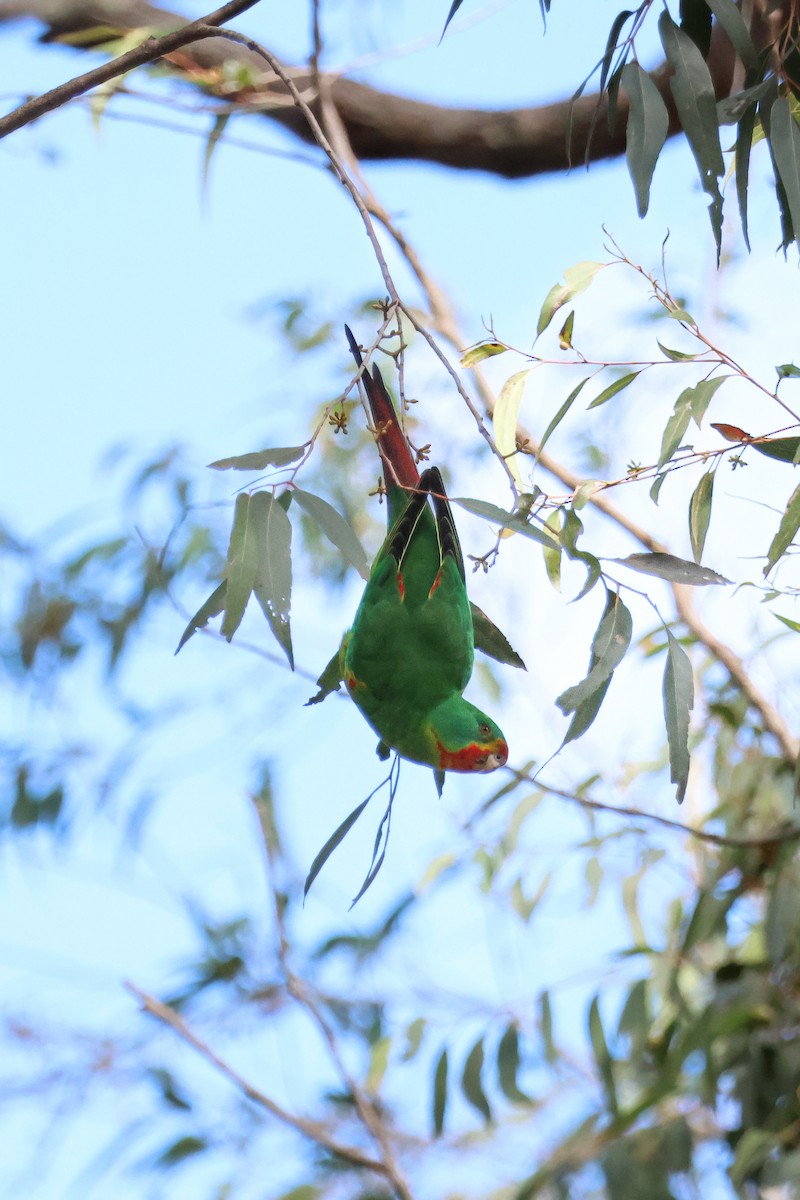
[2,1,800,1196]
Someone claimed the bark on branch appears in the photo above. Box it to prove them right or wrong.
[0,0,785,175]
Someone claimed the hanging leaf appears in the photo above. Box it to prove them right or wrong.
[470,603,526,669]
[303,796,372,899]
[248,493,294,667]
[540,991,558,1065]
[621,63,669,216]
[432,1048,448,1136]
[735,93,757,251]
[497,1024,533,1105]
[201,112,230,191]
[536,261,605,335]
[175,580,227,653]
[588,996,618,1115]
[440,0,464,40]
[221,493,263,641]
[493,369,531,490]
[609,551,731,585]
[767,97,800,246]
[208,446,305,471]
[599,9,634,95]
[305,646,344,705]
[293,489,370,580]
[560,507,603,600]
[558,310,575,349]
[460,341,507,368]
[534,378,589,466]
[776,362,800,379]
[543,509,563,591]
[688,375,728,426]
[704,0,758,71]
[587,370,640,410]
[556,590,632,715]
[454,498,559,548]
[562,677,612,746]
[764,481,800,575]
[657,341,700,362]
[663,629,694,803]
[461,1037,492,1124]
[659,11,725,253]
[689,468,715,563]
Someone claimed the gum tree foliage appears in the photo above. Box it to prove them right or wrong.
[3,2,800,1199]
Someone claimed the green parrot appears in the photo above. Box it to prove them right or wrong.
[342,326,509,782]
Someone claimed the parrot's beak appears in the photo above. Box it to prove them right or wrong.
[483,743,508,771]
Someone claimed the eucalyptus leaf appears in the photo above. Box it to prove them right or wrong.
[609,552,731,585]
[663,630,694,803]
[460,341,507,368]
[208,446,305,471]
[432,1048,448,1136]
[303,796,372,899]
[764,481,800,574]
[768,97,800,245]
[221,493,263,641]
[536,261,605,335]
[470,602,526,669]
[689,468,715,563]
[587,369,640,410]
[461,1037,492,1124]
[556,590,632,715]
[493,369,531,489]
[293,488,370,580]
[497,1025,533,1105]
[175,580,227,653]
[251,493,294,667]
[621,61,670,216]
[454,497,559,548]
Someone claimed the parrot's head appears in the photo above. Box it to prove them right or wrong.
[428,698,508,774]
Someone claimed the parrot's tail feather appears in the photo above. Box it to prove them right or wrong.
[344,324,419,494]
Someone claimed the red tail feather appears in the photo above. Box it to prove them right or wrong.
[344,325,419,493]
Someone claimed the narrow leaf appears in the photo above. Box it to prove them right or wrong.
[776,362,800,379]
[775,612,800,634]
[461,1037,492,1124]
[536,261,605,335]
[689,468,715,562]
[440,0,464,40]
[250,493,294,666]
[587,370,640,409]
[208,446,305,471]
[599,10,633,95]
[621,63,669,216]
[768,97,800,244]
[657,341,700,362]
[735,96,756,249]
[305,646,343,706]
[534,378,589,466]
[657,387,694,469]
[764,481,800,574]
[659,11,724,253]
[460,341,507,368]
[562,676,612,746]
[588,996,618,1115]
[175,580,227,653]
[304,796,372,899]
[497,1025,533,1105]
[558,309,575,349]
[540,991,557,1064]
[293,489,370,580]
[493,369,530,489]
[556,590,632,714]
[454,497,559,549]
[751,436,800,464]
[543,509,562,591]
[432,1049,448,1136]
[202,112,230,191]
[470,603,526,669]
[704,0,758,70]
[222,493,261,641]
[688,375,728,426]
[663,630,694,803]
[610,551,730,585]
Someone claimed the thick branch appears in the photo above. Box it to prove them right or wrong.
[0,0,764,174]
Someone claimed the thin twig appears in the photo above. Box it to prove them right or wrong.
[0,0,263,140]
[125,982,390,1175]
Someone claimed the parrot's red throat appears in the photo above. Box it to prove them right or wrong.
[437,740,508,773]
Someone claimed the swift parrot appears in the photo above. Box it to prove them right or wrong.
[341,326,509,782]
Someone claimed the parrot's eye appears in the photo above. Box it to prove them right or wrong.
[478,722,491,738]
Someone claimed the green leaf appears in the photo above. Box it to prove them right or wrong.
[689,469,715,563]
[588,996,618,1115]
[534,378,589,466]
[432,1048,448,1136]
[202,112,230,191]
[175,580,227,653]
[536,261,605,335]
[688,375,728,426]
[729,1129,774,1187]
[293,489,370,580]
[460,341,507,367]
[735,90,757,250]
[540,991,557,1064]
[556,590,632,715]
[587,369,640,410]
[208,446,305,471]
[542,509,562,591]
[493,369,530,489]
[767,96,800,246]
[704,0,758,70]
[617,979,648,1048]
[656,341,700,362]
[764,481,800,574]
[750,436,800,464]
[497,1024,533,1105]
[461,1037,492,1124]
[453,497,559,548]
[557,309,575,349]
[621,63,669,216]
[562,677,612,746]
[221,493,263,641]
[248,493,294,667]
[470,602,526,669]
[776,361,800,379]
[610,551,730,585]
[401,1017,427,1062]
[663,630,694,803]
[775,612,800,634]
[154,1136,207,1169]
[305,645,343,705]
[304,796,372,899]
[659,10,724,253]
